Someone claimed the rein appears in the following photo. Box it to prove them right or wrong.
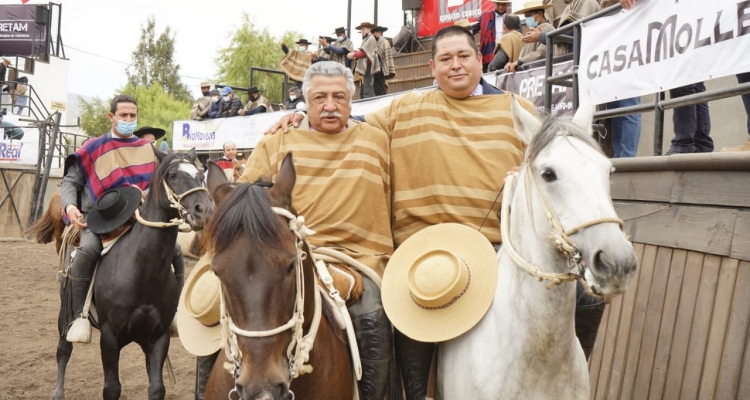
[500,165,624,298]
[134,158,208,232]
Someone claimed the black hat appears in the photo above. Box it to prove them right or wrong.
[134,126,166,141]
[294,38,312,45]
[247,86,260,94]
[319,35,335,43]
[356,22,376,30]
[333,27,347,34]
[87,187,142,234]
[372,26,389,33]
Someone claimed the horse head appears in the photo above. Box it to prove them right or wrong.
[151,147,213,231]
[509,95,637,297]
[205,153,310,400]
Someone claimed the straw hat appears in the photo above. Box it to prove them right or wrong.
[453,19,477,28]
[382,223,498,342]
[176,255,223,356]
[515,1,553,15]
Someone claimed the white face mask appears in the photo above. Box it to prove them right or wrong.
[211,97,219,103]
[222,95,230,102]
[336,36,345,42]
[289,95,297,101]
[298,46,307,52]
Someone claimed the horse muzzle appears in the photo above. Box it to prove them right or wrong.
[186,201,214,231]
[235,383,291,400]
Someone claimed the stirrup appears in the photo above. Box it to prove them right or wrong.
[66,316,92,344]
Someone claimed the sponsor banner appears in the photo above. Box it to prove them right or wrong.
[579,0,750,105]
[417,0,494,37]
[0,124,38,164]
[0,5,46,57]
[495,61,575,116]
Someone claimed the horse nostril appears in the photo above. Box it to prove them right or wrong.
[593,250,610,273]
[194,203,203,214]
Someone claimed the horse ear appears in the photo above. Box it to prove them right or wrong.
[152,144,167,163]
[572,90,595,135]
[186,147,197,163]
[274,152,296,207]
[207,160,232,205]
[511,94,541,145]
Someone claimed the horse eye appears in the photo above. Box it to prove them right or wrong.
[541,169,557,182]
[286,262,296,276]
[168,172,177,179]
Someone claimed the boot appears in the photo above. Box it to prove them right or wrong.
[575,282,606,359]
[170,244,186,337]
[65,248,100,343]
[195,351,219,400]
[394,329,434,400]
[349,277,392,400]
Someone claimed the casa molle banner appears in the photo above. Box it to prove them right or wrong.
[0,5,46,57]
[579,0,750,105]
[418,0,494,37]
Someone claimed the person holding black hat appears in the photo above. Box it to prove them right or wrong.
[322,27,354,68]
[238,87,271,116]
[372,26,396,96]
[347,22,380,99]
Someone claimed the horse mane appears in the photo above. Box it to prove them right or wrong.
[526,115,603,162]
[205,182,287,255]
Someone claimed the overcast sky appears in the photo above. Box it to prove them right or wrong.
[46,0,404,99]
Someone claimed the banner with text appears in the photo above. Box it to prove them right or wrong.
[0,125,38,165]
[0,5,46,57]
[579,0,750,105]
[417,0,494,37]
[495,61,575,116]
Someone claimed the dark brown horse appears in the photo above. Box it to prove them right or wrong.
[202,154,354,400]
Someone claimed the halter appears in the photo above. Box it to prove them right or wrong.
[134,158,208,232]
[500,162,624,298]
[221,206,323,400]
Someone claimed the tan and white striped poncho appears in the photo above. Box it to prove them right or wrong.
[365,89,536,247]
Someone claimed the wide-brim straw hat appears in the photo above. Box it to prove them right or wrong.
[382,223,498,342]
[176,254,223,356]
[492,0,513,3]
[454,19,478,28]
[515,1,553,15]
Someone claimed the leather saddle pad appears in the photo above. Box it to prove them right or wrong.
[318,262,364,307]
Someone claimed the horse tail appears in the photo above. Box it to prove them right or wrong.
[24,206,56,245]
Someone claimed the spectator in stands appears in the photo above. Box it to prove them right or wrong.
[219,86,243,118]
[324,27,354,68]
[191,82,212,121]
[239,87,272,116]
[603,97,642,157]
[282,86,305,110]
[373,26,396,96]
[522,0,599,54]
[0,57,10,83]
[281,39,313,55]
[11,76,28,115]
[207,89,222,119]
[666,87,712,155]
[473,0,513,72]
[503,2,554,73]
[348,22,379,99]
[722,73,750,152]
[207,141,238,181]
[313,36,334,63]
[487,14,524,72]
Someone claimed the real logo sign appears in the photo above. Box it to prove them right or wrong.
[0,142,23,161]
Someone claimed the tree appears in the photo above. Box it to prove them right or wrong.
[127,16,192,103]
[215,13,306,104]
[77,84,190,147]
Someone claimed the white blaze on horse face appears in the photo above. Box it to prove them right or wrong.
[178,163,200,179]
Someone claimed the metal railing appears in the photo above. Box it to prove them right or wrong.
[542,3,750,155]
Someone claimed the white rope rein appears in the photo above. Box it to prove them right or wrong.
[501,168,624,296]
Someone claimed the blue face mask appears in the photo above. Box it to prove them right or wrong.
[526,17,538,29]
[116,119,137,135]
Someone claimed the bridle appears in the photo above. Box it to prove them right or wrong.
[500,159,624,298]
[220,207,323,400]
[134,157,208,232]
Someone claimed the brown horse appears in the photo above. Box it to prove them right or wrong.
[24,189,66,254]
[202,154,354,400]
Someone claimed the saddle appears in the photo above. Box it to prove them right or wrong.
[58,215,136,273]
[318,262,364,307]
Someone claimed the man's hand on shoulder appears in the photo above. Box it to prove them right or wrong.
[263,112,305,135]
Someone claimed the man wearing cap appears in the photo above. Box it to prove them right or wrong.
[184,61,394,400]
[206,89,222,119]
[238,87,271,116]
[472,0,513,72]
[60,95,161,343]
[323,27,354,68]
[347,22,380,99]
[191,82,212,121]
[267,25,609,399]
[503,1,554,73]
[219,86,243,118]
[372,26,396,96]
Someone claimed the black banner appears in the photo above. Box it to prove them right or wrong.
[0,5,46,57]
[495,61,575,117]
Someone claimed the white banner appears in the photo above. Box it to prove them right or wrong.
[579,0,750,105]
[0,122,38,165]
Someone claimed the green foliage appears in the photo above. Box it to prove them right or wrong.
[215,13,306,104]
[127,16,192,103]
[76,84,190,146]
[78,96,110,137]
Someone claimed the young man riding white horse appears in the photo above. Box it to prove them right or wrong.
[181,61,394,400]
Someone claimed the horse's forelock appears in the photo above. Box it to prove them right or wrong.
[205,183,288,256]
[526,116,602,162]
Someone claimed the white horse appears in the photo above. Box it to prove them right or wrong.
[437,97,638,399]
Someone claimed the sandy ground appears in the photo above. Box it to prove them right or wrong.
[0,240,199,399]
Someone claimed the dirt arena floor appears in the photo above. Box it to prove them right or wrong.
[0,240,200,399]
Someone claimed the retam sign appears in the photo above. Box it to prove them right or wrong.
[0,5,47,57]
